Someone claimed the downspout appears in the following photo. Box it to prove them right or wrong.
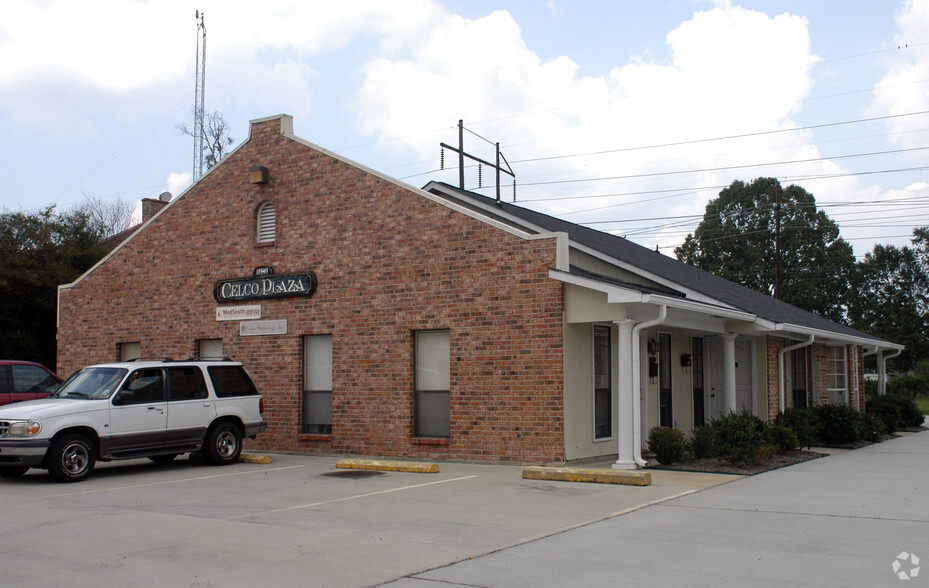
[852,346,860,411]
[879,349,903,395]
[632,305,667,467]
[778,335,814,413]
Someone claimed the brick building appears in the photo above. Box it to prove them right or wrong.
[57,114,902,467]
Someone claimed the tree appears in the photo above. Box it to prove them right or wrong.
[81,191,135,239]
[177,110,235,170]
[0,206,113,368]
[850,228,929,371]
[676,178,856,322]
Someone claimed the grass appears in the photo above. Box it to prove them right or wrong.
[916,396,929,415]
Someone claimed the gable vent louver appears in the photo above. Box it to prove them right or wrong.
[257,202,276,244]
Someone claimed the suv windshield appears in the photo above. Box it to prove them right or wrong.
[55,367,127,399]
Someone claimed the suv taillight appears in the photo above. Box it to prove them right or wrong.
[259,398,264,415]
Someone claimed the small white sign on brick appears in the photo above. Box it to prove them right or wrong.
[216,305,262,321]
[240,319,287,337]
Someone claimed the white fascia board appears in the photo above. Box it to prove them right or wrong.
[569,241,732,307]
[770,322,904,350]
[550,269,756,322]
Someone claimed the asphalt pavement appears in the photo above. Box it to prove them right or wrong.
[385,429,929,587]
[2,430,925,587]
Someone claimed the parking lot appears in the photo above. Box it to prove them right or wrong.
[0,454,734,587]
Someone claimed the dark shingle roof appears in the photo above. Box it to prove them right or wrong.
[426,181,889,345]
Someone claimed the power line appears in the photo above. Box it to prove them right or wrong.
[508,111,929,166]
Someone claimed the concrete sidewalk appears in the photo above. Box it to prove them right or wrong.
[386,430,929,587]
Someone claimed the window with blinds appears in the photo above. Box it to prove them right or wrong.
[256,201,276,244]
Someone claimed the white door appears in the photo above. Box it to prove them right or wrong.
[108,368,168,453]
[165,366,214,446]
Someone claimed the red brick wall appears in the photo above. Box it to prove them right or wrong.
[57,116,566,463]
[764,335,784,421]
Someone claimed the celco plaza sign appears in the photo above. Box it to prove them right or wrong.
[214,271,317,303]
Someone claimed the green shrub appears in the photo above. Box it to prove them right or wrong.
[775,407,819,449]
[648,427,689,465]
[887,374,929,400]
[858,412,886,443]
[767,422,799,451]
[866,394,902,434]
[868,393,926,432]
[916,396,929,416]
[814,404,861,445]
[898,397,926,428]
[710,410,768,465]
[690,424,715,459]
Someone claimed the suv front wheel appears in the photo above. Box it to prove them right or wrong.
[205,423,242,465]
[48,433,96,482]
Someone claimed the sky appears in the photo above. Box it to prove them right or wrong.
[1,0,928,259]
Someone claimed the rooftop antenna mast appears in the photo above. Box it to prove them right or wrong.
[192,10,206,182]
[440,119,516,204]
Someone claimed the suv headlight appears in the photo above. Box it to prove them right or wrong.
[7,421,41,437]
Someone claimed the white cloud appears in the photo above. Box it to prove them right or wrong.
[0,0,188,90]
[166,172,191,198]
[355,4,827,229]
[867,0,929,150]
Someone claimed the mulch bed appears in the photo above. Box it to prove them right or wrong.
[649,427,929,475]
[648,449,824,476]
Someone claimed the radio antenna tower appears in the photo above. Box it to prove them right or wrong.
[192,10,206,181]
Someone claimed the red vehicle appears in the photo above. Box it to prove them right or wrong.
[0,360,61,406]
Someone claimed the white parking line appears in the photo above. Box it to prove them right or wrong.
[43,465,307,498]
[231,474,480,520]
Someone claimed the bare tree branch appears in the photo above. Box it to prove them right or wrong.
[176,110,235,170]
[79,191,134,239]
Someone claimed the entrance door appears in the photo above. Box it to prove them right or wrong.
[790,347,809,408]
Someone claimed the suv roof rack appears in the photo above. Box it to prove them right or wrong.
[127,357,174,362]
[184,356,235,362]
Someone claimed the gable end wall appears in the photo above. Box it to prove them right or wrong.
[57,117,566,463]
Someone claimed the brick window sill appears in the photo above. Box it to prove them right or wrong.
[412,437,449,446]
[297,434,331,442]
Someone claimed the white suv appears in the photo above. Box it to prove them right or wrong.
[0,358,266,482]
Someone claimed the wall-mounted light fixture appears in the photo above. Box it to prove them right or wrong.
[647,338,658,356]
[250,165,269,184]
[648,356,658,383]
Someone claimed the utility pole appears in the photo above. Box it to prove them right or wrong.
[774,179,782,300]
[440,120,516,203]
[192,10,206,182]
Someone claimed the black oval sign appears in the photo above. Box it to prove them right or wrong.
[215,272,317,302]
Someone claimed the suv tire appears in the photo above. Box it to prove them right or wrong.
[205,423,242,465]
[48,434,96,482]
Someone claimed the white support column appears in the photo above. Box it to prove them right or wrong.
[721,333,738,415]
[613,319,637,470]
